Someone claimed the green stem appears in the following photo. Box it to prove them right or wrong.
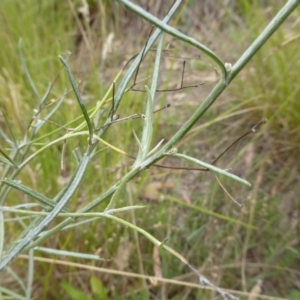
[228,0,300,83]
[118,0,300,170]
[116,0,226,78]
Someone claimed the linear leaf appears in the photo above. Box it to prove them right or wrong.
[1,179,69,212]
[0,147,18,167]
[59,56,94,141]
[174,152,251,186]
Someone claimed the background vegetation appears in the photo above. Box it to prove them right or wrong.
[0,0,299,299]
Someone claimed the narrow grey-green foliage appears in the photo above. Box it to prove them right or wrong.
[0,120,12,145]
[0,7,185,266]
[25,249,34,300]
[117,0,300,173]
[0,70,65,207]
[0,107,17,146]
[133,33,165,167]
[104,167,140,211]
[0,130,91,207]
[116,0,229,172]
[17,3,184,257]
[1,205,145,217]
[150,33,165,96]
[133,85,153,166]
[0,286,25,300]
[38,82,52,106]
[0,154,91,269]
[0,149,18,167]
[6,266,27,293]
[2,179,69,212]
[104,176,127,212]
[21,182,118,252]
[18,39,40,101]
[0,72,65,206]
[59,56,94,142]
[31,88,66,134]
[34,247,104,261]
[1,3,299,299]
[132,129,142,150]
[3,204,41,210]
[173,153,251,186]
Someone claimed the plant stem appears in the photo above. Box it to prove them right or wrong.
[228,0,300,83]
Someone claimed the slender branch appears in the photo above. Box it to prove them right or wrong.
[116,0,226,81]
[228,0,300,83]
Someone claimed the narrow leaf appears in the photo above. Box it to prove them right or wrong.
[32,87,65,134]
[1,179,69,212]
[59,56,94,141]
[26,249,34,300]
[133,34,165,166]
[105,180,127,212]
[0,147,18,167]
[18,38,40,100]
[174,153,251,186]
[34,247,104,261]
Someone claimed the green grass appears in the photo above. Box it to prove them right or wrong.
[1,1,300,300]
